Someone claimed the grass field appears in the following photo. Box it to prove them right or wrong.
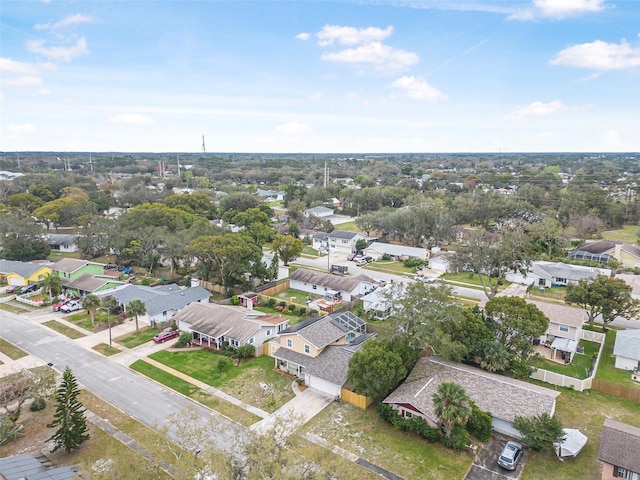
[601,225,639,243]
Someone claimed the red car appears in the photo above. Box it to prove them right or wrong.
[52,298,72,312]
[153,329,180,343]
[5,286,18,294]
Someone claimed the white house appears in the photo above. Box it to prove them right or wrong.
[363,242,427,261]
[312,230,367,254]
[613,329,640,371]
[304,206,334,219]
[528,300,586,362]
[360,285,397,319]
[46,234,78,253]
[506,261,611,288]
[289,268,374,303]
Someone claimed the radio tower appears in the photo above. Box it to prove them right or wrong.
[202,135,206,153]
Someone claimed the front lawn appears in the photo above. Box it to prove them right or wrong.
[365,260,415,275]
[528,285,568,302]
[42,320,86,339]
[0,338,28,360]
[148,351,295,413]
[92,343,121,356]
[530,340,600,379]
[115,327,160,348]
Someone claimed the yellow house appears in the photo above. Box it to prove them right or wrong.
[0,260,51,287]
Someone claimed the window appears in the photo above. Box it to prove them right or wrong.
[559,324,569,332]
[287,339,293,348]
[403,410,413,418]
[312,285,317,290]
[614,466,640,480]
[342,239,348,244]
[304,344,310,354]
[266,329,272,337]
[248,337,254,344]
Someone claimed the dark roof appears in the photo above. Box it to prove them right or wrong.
[289,268,373,293]
[97,283,210,316]
[0,453,78,480]
[46,234,76,246]
[61,273,124,293]
[599,419,640,473]
[280,316,323,334]
[573,240,620,254]
[51,258,102,274]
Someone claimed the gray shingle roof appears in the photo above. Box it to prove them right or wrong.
[0,453,78,480]
[289,268,373,293]
[599,418,640,473]
[51,257,100,274]
[383,357,560,424]
[532,261,610,283]
[97,283,210,316]
[282,311,366,349]
[365,242,427,258]
[527,299,586,328]
[0,260,48,279]
[62,273,124,293]
[46,234,76,246]
[613,329,640,362]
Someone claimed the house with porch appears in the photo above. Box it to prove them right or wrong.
[50,258,105,281]
[60,273,125,296]
[289,268,374,304]
[506,261,611,288]
[270,311,371,397]
[174,303,289,355]
[383,356,560,439]
[598,419,640,480]
[613,329,640,372]
[528,300,586,363]
[0,260,50,287]
[97,283,211,327]
[312,230,367,254]
[363,242,427,262]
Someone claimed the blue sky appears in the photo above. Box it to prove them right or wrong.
[1,0,639,153]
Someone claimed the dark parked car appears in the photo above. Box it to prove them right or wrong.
[153,329,180,343]
[497,441,523,471]
[20,284,39,294]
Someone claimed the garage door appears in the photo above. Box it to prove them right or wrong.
[9,278,24,286]
[305,374,340,397]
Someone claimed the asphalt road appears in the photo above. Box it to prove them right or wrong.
[0,309,243,449]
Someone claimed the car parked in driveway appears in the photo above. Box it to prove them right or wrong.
[5,285,18,294]
[153,329,180,343]
[347,252,357,261]
[60,300,82,313]
[497,440,523,471]
[355,259,368,267]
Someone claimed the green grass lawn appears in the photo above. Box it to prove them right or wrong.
[92,343,121,356]
[440,272,511,290]
[528,285,568,302]
[0,302,30,314]
[365,260,415,275]
[601,225,638,243]
[66,310,116,331]
[115,327,160,348]
[0,338,28,360]
[595,328,640,390]
[530,340,600,379]
[148,351,295,412]
[302,246,320,256]
[42,320,87,339]
[333,221,361,232]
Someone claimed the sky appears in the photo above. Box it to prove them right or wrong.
[1,0,639,153]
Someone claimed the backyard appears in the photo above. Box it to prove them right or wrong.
[530,340,601,379]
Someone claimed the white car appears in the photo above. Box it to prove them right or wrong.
[60,300,82,313]
[415,274,436,283]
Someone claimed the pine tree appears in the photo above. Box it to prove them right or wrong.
[47,366,90,453]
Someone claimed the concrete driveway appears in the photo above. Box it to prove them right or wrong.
[465,435,525,480]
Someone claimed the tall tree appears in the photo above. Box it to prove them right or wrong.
[513,413,564,453]
[47,366,90,453]
[431,381,471,438]
[82,294,102,328]
[272,234,304,266]
[565,275,640,330]
[40,272,62,304]
[449,230,531,299]
[347,340,407,403]
[127,299,147,333]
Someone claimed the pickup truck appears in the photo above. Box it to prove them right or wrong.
[60,300,82,313]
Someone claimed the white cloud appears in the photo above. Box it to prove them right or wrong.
[551,40,640,70]
[274,122,311,134]
[108,114,154,125]
[317,25,394,46]
[505,100,567,121]
[26,37,89,62]
[296,32,310,41]
[0,58,37,74]
[35,13,96,30]
[2,75,44,87]
[390,76,447,102]
[309,91,322,100]
[322,42,419,74]
[8,123,36,135]
[510,0,608,20]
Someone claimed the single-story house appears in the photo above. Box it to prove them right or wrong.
[598,419,640,480]
[46,233,78,253]
[0,453,77,480]
[506,261,611,288]
[383,356,560,439]
[289,268,374,303]
[612,329,640,371]
[427,250,453,272]
[97,283,211,327]
[256,188,285,202]
[363,242,428,262]
[0,260,50,287]
[312,230,367,254]
[304,206,334,219]
[569,240,640,268]
[50,258,105,281]
[60,273,125,297]
[528,300,586,362]
[614,273,640,301]
[270,311,371,397]
[174,302,289,355]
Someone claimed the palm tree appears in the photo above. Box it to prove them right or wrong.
[82,294,101,329]
[40,272,62,304]
[127,299,146,333]
[432,381,471,438]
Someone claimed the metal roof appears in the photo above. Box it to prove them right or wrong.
[0,453,78,480]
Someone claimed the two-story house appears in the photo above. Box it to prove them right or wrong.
[528,300,586,363]
[312,230,367,255]
[599,419,640,480]
[270,311,371,397]
[50,258,124,295]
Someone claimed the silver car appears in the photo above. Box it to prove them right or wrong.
[497,441,523,471]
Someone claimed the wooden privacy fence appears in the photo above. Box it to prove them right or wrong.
[257,281,290,297]
[341,388,373,409]
[591,379,640,402]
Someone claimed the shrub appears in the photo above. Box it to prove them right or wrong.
[381,254,391,261]
[297,307,307,316]
[441,425,469,451]
[230,295,240,305]
[288,304,296,312]
[237,344,255,359]
[278,301,287,308]
[30,397,46,411]
[175,332,192,348]
[466,401,492,442]
[216,358,228,374]
[403,258,425,268]
[267,298,276,308]
[140,277,153,286]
